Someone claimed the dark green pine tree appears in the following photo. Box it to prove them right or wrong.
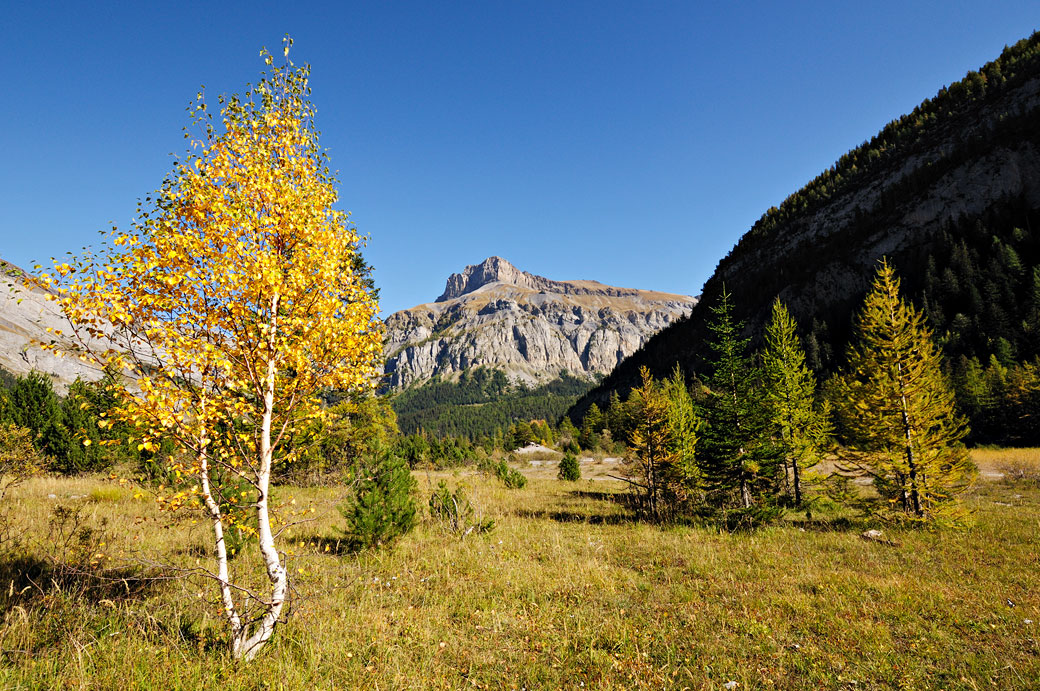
[57,378,111,473]
[557,451,581,481]
[339,448,418,550]
[698,288,782,511]
[4,371,69,465]
[579,403,604,450]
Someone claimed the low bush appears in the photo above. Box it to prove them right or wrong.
[428,481,493,536]
[557,452,581,481]
[478,458,528,489]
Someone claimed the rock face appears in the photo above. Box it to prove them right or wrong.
[383,257,696,389]
[0,260,104,391]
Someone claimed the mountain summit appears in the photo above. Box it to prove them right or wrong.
[384,257,696,389]
[436,256,641,302]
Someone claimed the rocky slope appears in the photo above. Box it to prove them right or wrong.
[383,257,696,389]
[574,31,1040,416]
[0,260,104,391]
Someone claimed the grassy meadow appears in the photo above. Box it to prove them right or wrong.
[0,450,1038,690]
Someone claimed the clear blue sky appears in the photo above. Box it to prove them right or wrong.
[3,1,1037,315]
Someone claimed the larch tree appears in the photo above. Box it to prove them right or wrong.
[40,39,382,660]
[762,299,829,506]
[836,259,975,522]
[624,366,675,521]
[661,364,701,506]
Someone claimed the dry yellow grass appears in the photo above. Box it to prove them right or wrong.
[1,461,1038,689]
[971,447,1040,477]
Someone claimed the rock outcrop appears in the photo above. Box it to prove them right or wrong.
[0,260,104,391]
[383,257,696,389]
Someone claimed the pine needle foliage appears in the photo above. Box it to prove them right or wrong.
[339,449,417,551]
[557,452,581,481]
[698,289,782,513]
[762,299,830,506]
[837,259,976,523]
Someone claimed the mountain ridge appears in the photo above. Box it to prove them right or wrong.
[436,256,646,302]
[383,257,697,389]
[573,30,1040,422]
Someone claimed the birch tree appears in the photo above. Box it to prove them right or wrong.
[40,39,382,659]
[836,260,975,522]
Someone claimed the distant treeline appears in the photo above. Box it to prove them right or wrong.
[390,368,593,440]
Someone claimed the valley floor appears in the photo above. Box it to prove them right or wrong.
[1,450,1038,690]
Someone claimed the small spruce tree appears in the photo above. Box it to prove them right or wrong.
[339,448,417,550]
[557,451,581,481]
[698,289,781,513]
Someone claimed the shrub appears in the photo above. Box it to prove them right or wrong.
[0,423,42,548]
[557,452,581,481]
[428,481,493,536]
[997,459,1040,486]
[339,450,417,550]
[479,458,527,489]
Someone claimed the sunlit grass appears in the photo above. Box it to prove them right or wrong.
[1,457,1038,689]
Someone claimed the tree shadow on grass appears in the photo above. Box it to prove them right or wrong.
[514,508,636,525]
[0,552,176,662]
[0,552,166,612]
[1,504,168,615]
[182,533,362,559]
[790,516,861,532]
[568,489,638,506]
[288,534,359,556]
[515,487,641,525]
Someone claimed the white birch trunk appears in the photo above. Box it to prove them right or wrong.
[199,445,243,642]
[231,293,288,662]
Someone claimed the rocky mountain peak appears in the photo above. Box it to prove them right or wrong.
[386,257,698,389]
[437,256,549,301]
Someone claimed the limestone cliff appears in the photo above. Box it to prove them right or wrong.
[383,257,696,388]
[0,260,104,391]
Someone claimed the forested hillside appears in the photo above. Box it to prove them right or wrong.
[391,368,593,439]
[575,31,1040,445]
